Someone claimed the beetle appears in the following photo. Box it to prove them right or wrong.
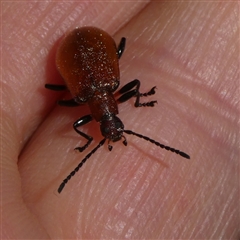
[45,26,190,193]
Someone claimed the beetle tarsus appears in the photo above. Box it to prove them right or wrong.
[135,100,157,107]
[139,86,157,97]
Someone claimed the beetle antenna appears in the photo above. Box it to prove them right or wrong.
[124,130,190,159]
[58,138,106,193]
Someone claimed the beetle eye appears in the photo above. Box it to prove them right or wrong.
[103,127,110,134]
[115,121,122,129]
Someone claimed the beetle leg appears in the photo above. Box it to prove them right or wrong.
[45,84,67,91]
[116,79,157,107]
[73,115,93,152]
[45,84,83,107]
[117,37,126,59]
[58,99,81,107]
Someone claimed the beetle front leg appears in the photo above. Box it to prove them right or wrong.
[116,79,157,107]
[73,115,93,152]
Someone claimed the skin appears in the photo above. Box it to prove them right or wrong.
[1,2,239,239]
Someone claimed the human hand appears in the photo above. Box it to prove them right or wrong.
[2,2,238,239]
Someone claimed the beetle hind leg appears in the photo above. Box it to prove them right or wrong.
[58,99,80,107]
[117,37,126,59]
[45,84,67,91]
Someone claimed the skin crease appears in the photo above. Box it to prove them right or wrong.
[1,1,239,239]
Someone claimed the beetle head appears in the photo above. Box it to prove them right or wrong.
[100,114,124,142]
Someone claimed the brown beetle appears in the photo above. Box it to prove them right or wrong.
[45,27,190,193]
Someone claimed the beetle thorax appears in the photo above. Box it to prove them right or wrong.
[88,90,118,122]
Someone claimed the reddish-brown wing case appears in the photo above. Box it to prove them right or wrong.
[56,27,120,103]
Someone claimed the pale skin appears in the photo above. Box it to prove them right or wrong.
[2,2,239,239]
